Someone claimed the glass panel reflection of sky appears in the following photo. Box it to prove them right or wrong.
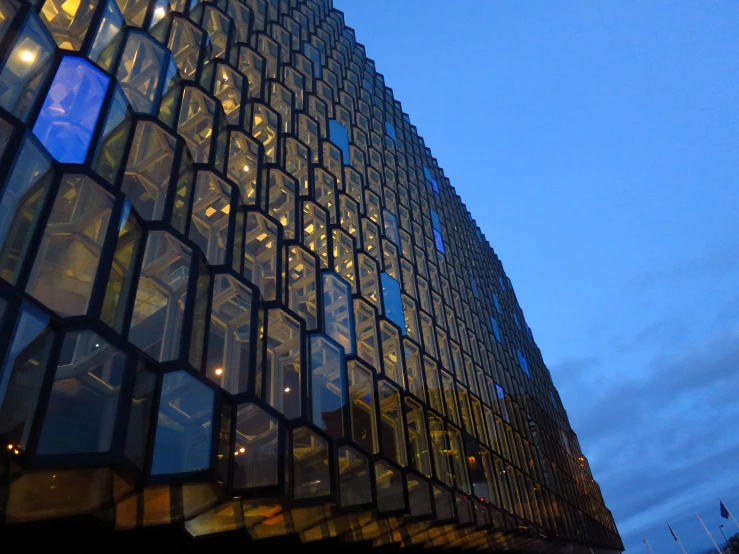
[328,119,350,164]
[33,56,110,163]
[381,272,405,335]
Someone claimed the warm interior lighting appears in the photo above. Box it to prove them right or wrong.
[7,444,12,450]
[243,164,250,172]
[20,50,35,63]
[154,6,166,17]
[214,368,223,376]
[239,447,245,453]
[284,387,290,392]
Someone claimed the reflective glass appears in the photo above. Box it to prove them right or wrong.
[151,370,214,475]
[328,119,349,163]
[37,331,126,455]
[233,403,279,490]
[380,272,405,334]
[322,272,355,356]
[310,334,345,439]
[33,56,110,163]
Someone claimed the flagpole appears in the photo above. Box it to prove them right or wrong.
[720,499,739,531]
[695,511,723,554]
[643,533,657,554]
[667,522,689,554]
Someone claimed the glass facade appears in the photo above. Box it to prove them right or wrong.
[0,0,622,552]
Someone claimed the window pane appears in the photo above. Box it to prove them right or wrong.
[380,272,404,334]
[33,56,110,163]
[322,272,355,355]
[233,403,279,490]
[150,370,214,475]
[310,334,345,439]
[36,331,126,454]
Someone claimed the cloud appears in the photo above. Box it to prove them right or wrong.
[551,320,739,553]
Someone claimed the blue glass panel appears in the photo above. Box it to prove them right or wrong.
[151,370,214,475]
[513,313,521,330]
[490,317,502,343]
[471,277,479,299]
[527,325,534,340]
[475,227,481,241]
[492,293,501,314]
[516,349,531,379]
[309,334,346,438]
[381,272,405,335]
[423,166,432,181]
[33,56,110,163]
[498,276,506,291]
[384,120,397,147]
[433,229,445,254]
[549,390,557,409]
[431,178,439,194]
[495,383,505,401]
[328,119,350,164]
[430,210,441,232]
[89,0,124,63]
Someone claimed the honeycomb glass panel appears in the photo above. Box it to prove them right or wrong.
[285,137,309,195]
[403,339,423,401]
[178,86,216,163]
[32,56,110,163]
[348,359,377,455]
[429,415,452,487]
[0,12,56,121]
[380,272,404,334]
[267,169,296,239]
[423,356,444,415]
[36,331,126,455]
[0,302,56,449]
[121,121,177,220]
[234,403,279,490]
[124,360,157,469]
[405,397,431,478]
[286,245,317,330]
[448,426,470,494]
[189,171,234,265]
[151,370,214,475]
[250,103,278,163]
[358,253,380,307]
[322,272,355,356]
[0,137,53,285]
[377,380,406,467]
[26,175,114,317]
[243,211,278,301]
[354,299,380,370]
[407,474,431,517]
[264,308,301,419]
[293,426,330,499]
[227,131,259,205]
[379,320,404,387]
[338,445,371,507]
[206,274,253,394]
[116,31,170,114]
[310,333,345,439]
[40,0,97,50]
[375,460,405,513]
[302,201,328,267]
[89,0,124,67]
[129,231,192,362]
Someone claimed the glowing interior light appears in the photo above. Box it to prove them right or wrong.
[20,50,35,63]
[154,6,166,17]
[284,387,290,392]
[215,368,223,376]
[239,447,245,453]
[243,164,250,172]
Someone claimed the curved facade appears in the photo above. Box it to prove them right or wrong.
[0,0,622,551]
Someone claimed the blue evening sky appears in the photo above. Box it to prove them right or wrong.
[333,2,739,553]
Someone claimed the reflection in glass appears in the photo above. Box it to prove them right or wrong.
[405,398,432,478]
[378,380,406,467]
[33,56,110,163]
[348,359,377,455]
[310,334,345,439]
[380,272,405,334]
[338,445,371,507]
[206,274,253,394]
[37,331,126,454]
[0,303,56,448]
[129,231,191,361]
[150,370,214,475]
[293,427,330,499]
[233,403,279,490]
[264,308,301,419]
[322,272,355,355]
[26,175,114,317]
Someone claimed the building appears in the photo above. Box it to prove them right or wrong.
[0,0,622,552]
